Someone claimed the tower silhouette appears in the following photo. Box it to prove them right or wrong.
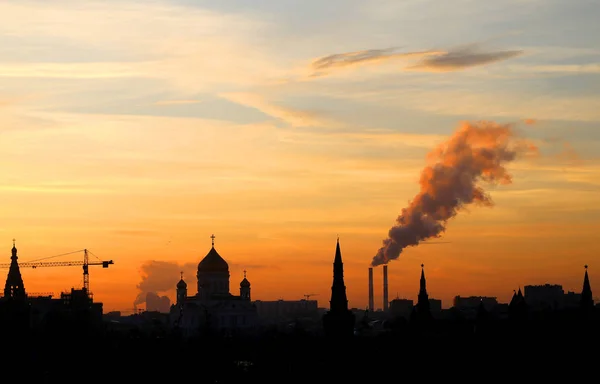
[3,240,26,300]
[322,237,355,338]
[580,265,593,312]
[240,270,251,301]
[411,264,432,324]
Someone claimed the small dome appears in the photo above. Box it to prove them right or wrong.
[240,277,250,287]
[198,246,229,273]
[177,278,187,289]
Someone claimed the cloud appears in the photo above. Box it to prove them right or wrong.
[278,129,447,149]
[317,85,600,123]
[219,92,336,128]
[153,99,202,106]
[307,42,523,77]
[0,62,147,79]
[505,63,600,75]
[0,183,112,194]
[406,43,524,72]
[310,48,442,76]
[0,1,283,92]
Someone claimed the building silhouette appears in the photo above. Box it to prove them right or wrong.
[508,287,528,322]
[3,239,26,300]
[0,241,103,334]
[322,237,355,338]
[169,234,257,336]
[240,270,251,301]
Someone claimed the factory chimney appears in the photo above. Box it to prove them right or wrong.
[368,267,374,311]
[383,265,389,311]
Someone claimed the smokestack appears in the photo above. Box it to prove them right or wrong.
[368,267,374,311]
[383,265,389,311]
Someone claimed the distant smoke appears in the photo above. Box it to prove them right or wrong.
[145,292,171,313]
[134,260,197,306]
[371,121,538,267]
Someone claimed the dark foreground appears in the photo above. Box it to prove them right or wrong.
[5,316,599,383]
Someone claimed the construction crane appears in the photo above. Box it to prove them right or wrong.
[303,293,318,300]
[0,248,113,293]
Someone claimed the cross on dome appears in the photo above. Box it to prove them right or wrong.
[210,234,215,247]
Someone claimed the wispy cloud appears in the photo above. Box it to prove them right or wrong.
[153,99,202,106]
[506,63,600,74]
[0,1,281,92]
[317,86,600,123]
[0,184,112,194]
[307,43,523,77]
[310,48,441,77]
[219,92,336,128]
[406,43,524,72]
[0,62,148,79]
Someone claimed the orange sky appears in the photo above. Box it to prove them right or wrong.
[1,1,599,312]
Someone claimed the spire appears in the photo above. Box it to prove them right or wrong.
[4,240,26,299]
[323,236,355,338]
[334,236,342,264]
[419,263,427,295]
[329,236,348,312]
[415,263,431,321]
[239,270,251,300]
[581,264,593,311]
[11,238,17,259]
[177,270,187,290]
[210,234,215,248]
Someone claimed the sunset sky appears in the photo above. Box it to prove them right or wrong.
[1,0,599,313]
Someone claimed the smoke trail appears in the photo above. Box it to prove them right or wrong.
[134,260,197,306]
[371,121,537,267]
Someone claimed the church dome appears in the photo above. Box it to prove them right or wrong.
[198,246,229,273]
[177,278,187,289]
[240,277,250,287]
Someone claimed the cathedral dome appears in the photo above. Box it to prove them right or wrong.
[240,277,250,287]
[198,246,229,273]
[177,278,187,289]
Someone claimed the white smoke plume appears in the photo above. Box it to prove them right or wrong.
[372,121,538,267]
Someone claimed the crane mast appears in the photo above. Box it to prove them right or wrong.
[83,248,89,292]
[0,248,113,295]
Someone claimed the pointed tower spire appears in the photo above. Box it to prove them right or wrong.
[419,263,427,295]
[322,236,355,338]
[334,236,342,264]
[4,240,26,299]
[415,263,431,321]
[330,236,348,311]
[581,264,594,311]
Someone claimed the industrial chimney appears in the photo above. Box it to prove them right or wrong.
[383,265,389,311]
[368,267,374,311]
